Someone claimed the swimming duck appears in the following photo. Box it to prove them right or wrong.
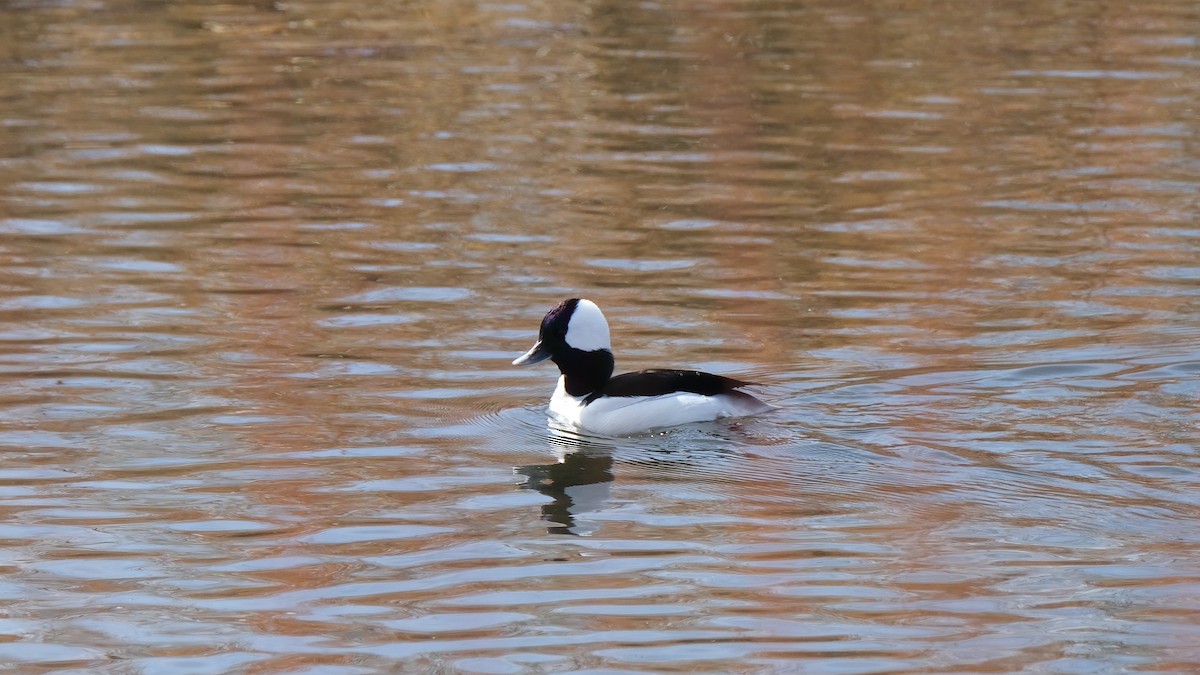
[513,298,771,435]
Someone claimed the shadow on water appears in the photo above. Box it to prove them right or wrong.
[514,429,616,536]
[511,414,827,537]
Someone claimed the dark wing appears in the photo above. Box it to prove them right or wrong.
[591,369,757,401]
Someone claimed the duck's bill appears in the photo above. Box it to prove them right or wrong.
[512,341,552,366]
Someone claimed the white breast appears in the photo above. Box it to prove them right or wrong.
[548,376,769,436]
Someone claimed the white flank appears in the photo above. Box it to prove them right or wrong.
[548,376,771,436]
[563,299,611,352]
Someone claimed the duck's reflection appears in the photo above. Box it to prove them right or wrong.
[514,427,615,536]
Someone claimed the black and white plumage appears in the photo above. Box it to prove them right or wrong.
[513,298,772,435]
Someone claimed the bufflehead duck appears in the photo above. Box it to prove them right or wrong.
[513,298,772,436]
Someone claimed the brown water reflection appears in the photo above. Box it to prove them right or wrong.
[1,0,1198,671]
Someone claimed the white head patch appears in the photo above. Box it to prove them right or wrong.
[564,299,611,352]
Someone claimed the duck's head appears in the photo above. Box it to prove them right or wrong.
[513,299,615,396]
[513,298,611,366]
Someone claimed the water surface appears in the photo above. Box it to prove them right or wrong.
[1,0,1198,672]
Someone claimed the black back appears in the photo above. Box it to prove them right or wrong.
[585,369,756,403]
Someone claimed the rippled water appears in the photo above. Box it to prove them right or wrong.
[1,0,1198,672]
